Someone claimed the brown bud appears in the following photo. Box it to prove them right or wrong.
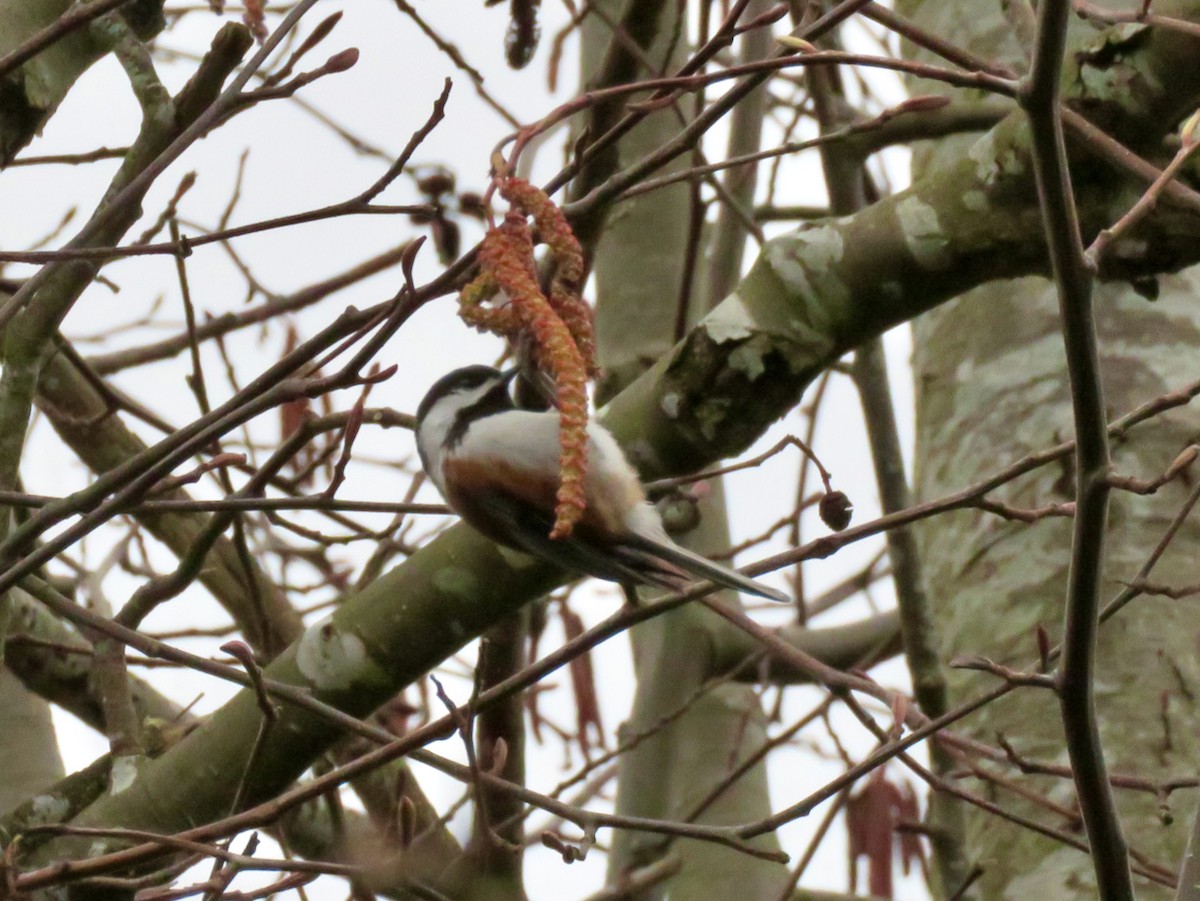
[896,94,951,114]
[490,737,508,775]
[504,0,540,69]
[458,191,486,219]
[397,796,416,848]
[746,4,789,27]
[819,490,853,531]
[1035,622,1051,671]
[432,217,461,264]
[417,171,455,197]
[541,832,585,863]
[1160,796,1175,826]
[324,47,359,73]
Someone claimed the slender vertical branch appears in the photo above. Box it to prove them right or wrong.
[806,36,972,895]
[1020,1,1132,897]
[464,612,528,897]
[701,0,773,310]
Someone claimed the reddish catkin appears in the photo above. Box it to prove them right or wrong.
[470,210,590,538]
[458,272,521,334]
[498,178,597,374]
[551,283,597,377]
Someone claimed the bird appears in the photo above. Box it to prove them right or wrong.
[415,364,789,603]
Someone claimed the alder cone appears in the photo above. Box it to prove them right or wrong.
[819,490,854,531]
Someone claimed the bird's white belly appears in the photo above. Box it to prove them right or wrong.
[453,410,646,527]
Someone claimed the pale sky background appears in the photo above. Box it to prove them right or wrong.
[0,1,929,897]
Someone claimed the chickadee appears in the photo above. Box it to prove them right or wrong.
[415,365,788,602]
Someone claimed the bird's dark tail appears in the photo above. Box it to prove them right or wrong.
[621,533,790,603]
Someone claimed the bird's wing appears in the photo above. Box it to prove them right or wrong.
[443,455,681,589]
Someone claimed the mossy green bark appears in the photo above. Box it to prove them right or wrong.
[0,0,165,162]
[900,0,1200,896]
[583,2,784,898]
[24,527,562,868]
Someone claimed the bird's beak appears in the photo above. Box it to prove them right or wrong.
[502,364,559,409]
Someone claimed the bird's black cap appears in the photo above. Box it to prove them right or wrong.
[416,365,506,425]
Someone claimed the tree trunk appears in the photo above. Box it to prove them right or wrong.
[581,3,785,898]
[0,672,63,815]
[902,1,1200,895]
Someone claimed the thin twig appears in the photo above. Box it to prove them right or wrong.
[0,0,136,81]
[1086,138,1200,268]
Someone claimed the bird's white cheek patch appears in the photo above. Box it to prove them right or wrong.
[296,615,388,692]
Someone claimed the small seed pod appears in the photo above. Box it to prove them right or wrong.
[458,191,486,219]
[417,171,455,197]
[819,490,854,531]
